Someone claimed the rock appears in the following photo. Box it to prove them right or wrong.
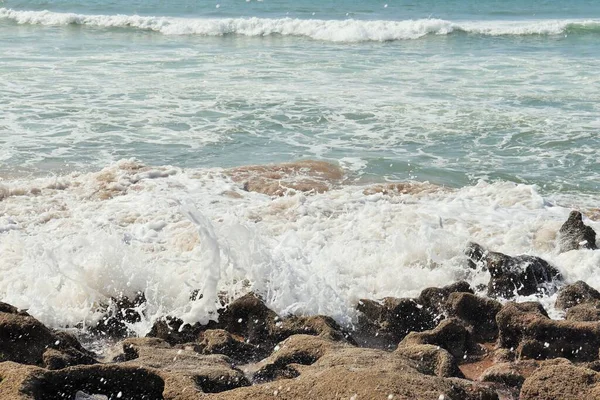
[497,301,600,361]
[399,318,476,359]
[445,292,502,342]
[558,211,597,253]
[555,280,600,310]
[195,329,259,363]
[274,315,354,344]
[118,337,250,396]
[465,242,562,298]
[146,316,202,345]
[479,361,539,388]
[91,292,146,338]
[227,334,499,400]
[395,344,464,378]
[0,303,96,368]
[0,362,164,400]
[355,297,437,348]
[566,300,600,322]
[520,361,600,400]
[418,281,474,315]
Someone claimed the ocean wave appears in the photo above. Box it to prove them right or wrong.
[1,8,600,41]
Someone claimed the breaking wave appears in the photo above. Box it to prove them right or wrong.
[1,8,600,42]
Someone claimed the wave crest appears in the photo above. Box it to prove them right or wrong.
[1,8,600,42]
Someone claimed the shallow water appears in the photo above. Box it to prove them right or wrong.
[1,0,599,332]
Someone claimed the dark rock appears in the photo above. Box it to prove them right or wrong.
[91,292,146,338]
[399,318,476,359]
[566,300,600,322]
[0,303,96,367]
[445,292,502,342]
[558,211,597,253]
[418,281,474,315]
[355,297,437,348]
[520,361,600,400]
[146,315,202,345]
[274,315,355,344]
[195,329,259,363]
[555,280,600,310]
[497,302,600,361]
[395,344,464,378]
[465,242,562,298]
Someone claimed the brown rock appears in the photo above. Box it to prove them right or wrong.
[418,281,474,315]
[395,344,464,378]
[565,300,600,322]
[555,280,600,310]
[497,302,600,361]
[445,292,502,341]
[399,318,476,359]
[479,361,539,388]
[195,329,258,363]
[520,362,600,400]
[558,210,597,253]
[465,242,562,298]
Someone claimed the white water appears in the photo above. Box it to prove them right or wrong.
[1,160,598,333]
[2,8,600,41]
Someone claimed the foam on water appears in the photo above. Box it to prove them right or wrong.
[1,160,598,333]
[2,8,600,41]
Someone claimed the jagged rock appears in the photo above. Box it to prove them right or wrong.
[555,280,600,310]
[195,329,259,363]
[0,302,96,368]
[0,362,164,400]
[234,334,499,400]
[399,318,476,359]
[91,292,146,338]
[520,361,600,400]
[418,281,474,315]
[465,242,562,298]
[479,361,539,388]
[497,301,600,361]
[395,344,464,378]
[273,315,354,344]
[445,292,502,342]
[355,297,437,348]
[558,211,597,253]
[566,300,600,322]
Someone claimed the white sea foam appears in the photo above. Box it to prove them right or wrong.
[1,8,599,41]
[1,160,598,333]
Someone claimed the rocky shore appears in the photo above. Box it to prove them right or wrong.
[1,210,599,399]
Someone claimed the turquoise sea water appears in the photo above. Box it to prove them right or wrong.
[1,0,600,195]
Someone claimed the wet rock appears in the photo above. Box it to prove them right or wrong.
[395,344,464,378]
[195,329,258,363]
[355,297,437,348]
[445,292,502,342]
[91,292,146,338]
[274,315,354,344]
[417,281,474,315]
[0,302,96,368]
[399,318,476,359]
[0,362,164,400]
[465,242,562,298]
[231,334,499,400]
[479,361,539,389]
[558,211,597,253]
[520,361,600,400]
[497,301,600,361]
[555,280,600,310]
[565,300,600,322]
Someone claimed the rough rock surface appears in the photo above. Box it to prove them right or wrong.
[520,361,600,400]
[399,318,476,359]
[0,302,96,368]
[445,292,502,341]
[558,210,597,253]
[395,343,464,378]
[497,302,600,361]
[555,280,600,310]
[565,300,600,322]
[355,297,437,348]
[418,281,474,315]
[465,242,562,298]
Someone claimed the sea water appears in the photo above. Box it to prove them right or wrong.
[1,0,599,332]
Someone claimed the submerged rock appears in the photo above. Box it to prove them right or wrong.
[558,211,597,253]
[465,242,562,298]
[555,280,600,310]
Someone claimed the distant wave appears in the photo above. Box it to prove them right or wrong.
[1,8,600,42]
